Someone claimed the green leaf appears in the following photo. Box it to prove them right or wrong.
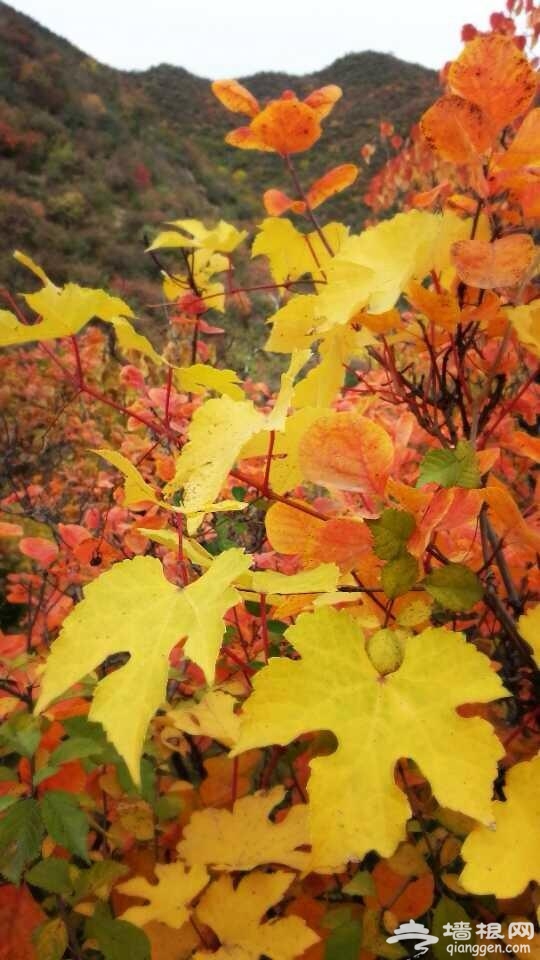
[0,797,44,883]
[73,860,128,901]
[39,791,89,862]
[381,552,419,599]
[0,714,41,759]
[154,794,183,821]
[26,857,74,895]
[324,909,362,960]
[0,795,19,813]
[417,440,480,489]
[33,917,69,960]
[367,509,416,561]
[432,896,475,960]
[86,904,150,960]
[424,563,483,611]
[49,736,103,767]
[342,870,375,897]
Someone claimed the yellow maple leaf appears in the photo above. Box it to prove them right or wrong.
[178,786,311,871]
[35,550,250,782]
[174,363,245,400]
[166,690,240,747]
[505,301,540,357]
[0,251,133,347]
[193,872,319,960]
[460,754,540,897]
[232,607,505,865]
[165,352,308,531]
[94,448,247,523]
[519,604,540,668]
[118,862,209,928]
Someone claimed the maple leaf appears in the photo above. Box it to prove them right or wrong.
[232,607,506,865]
[35,550,250,783]
[194,872,319,960]
[460,755,540,897]
[178,787,311,871]
[252,218,347,285]
[117,862,209,928]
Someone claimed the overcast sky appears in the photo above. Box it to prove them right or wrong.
[10,0,499,76]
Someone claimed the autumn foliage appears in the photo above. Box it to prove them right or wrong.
[0,4,539,959]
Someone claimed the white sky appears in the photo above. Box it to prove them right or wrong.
[10,0,499,76]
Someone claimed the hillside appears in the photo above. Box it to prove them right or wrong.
[0,1,440,303]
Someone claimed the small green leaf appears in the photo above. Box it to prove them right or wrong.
[324,909,362,960]
[39,791,89,862]
[342,870,375,897]
[26,857,74,895]
[86,904,150,960]
[381,552,419,599]
[367,509,416,561]
[0,797,44,883]
[73,860,128,901]
[154,794,183,821]
[231,486,246,501]
[0,795,19,813]
[432,896,475,959]
[424,563,483,611]
[33,917,69,960]
[417,440,480,489]
[0,714,41,758]
[49,736,103,767]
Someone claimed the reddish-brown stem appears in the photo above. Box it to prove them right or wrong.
[262,431,275,496]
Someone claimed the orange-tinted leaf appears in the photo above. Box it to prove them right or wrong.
[251,98,322,155]
[298,412,394,494]
[451,235,536,289]
[306,164,358,210]
[492,108,540,173]
[369,861,434,921]
[225,125,273,152]
[304,517,374,574]
[448,34,537,132]
[410,182,451,210]
[0,522,23,537]
[303,84,342,121]
[263,189,306,217]
[211,79,259,117]
[19,537,58,567]
[265,501,324,556]
[421,95,493,164]
[407,281,461,332]
[0,884,45,960]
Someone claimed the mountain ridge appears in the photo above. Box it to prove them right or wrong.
[0,0,440,304]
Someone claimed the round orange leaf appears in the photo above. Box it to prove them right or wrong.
[450,234,536,289]
[306,164,358,210]
[448,34,537,133]
[251,99,322,155]
[298,412,394,494]
[421,95,493,164]
[265,501,324,555]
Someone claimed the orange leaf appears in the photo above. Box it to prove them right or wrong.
[450,235,536,289]
[211,79,259,117]
[304,517,374,574]
[263,189,306,217]
[251,97,321,155]
[407,281,461,332]
[0,522,23,537]
[448,34,537,133]
[19,537,58,567]
[265,502,324,556]
[306,164,358,210]
[303,84,342,121]
[38,760,87,796]
[298,412,394,494]
[369,861,435,921]
[421,94,493,164]
[225,126,273,152]
[0,884,45,960]
[492,108,540,173]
